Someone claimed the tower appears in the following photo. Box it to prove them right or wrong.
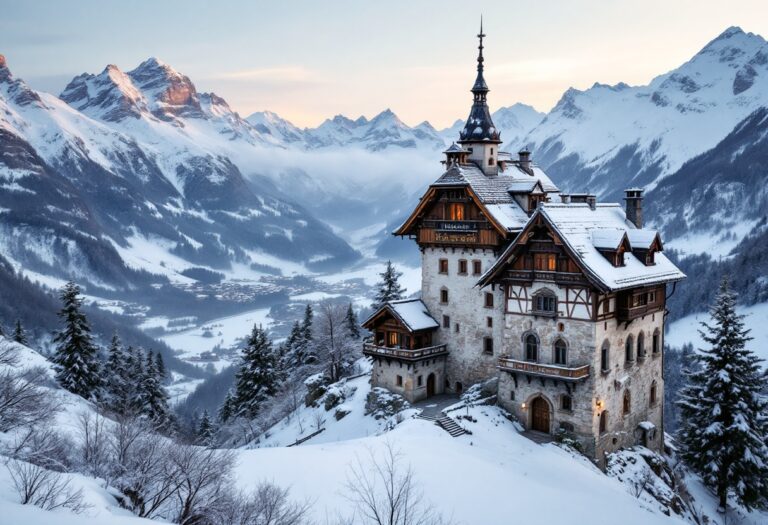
[458,19,501,176]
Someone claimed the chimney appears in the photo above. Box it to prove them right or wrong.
[518,148,533,175]
[624,188,644,228]
[560,193,571,204]
[586,194,596,210]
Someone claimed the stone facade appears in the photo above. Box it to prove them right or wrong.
[421,247,505,392]
[369,355,447,403]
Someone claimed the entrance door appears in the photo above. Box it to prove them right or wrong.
[531,397,550,433]
[426,374,435,397]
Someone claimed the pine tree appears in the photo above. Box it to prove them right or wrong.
[142,351,170,424]
[12,319,28,345]
[155,352,167,384]
[104,332,130,413]
[282,320,307,368]
[52,281,102,400]
[345,303,360,339]
[0,322,5,338]
[197,410,215,446]
[129,348,147,414]
[301,304,313,343]
[219,390,235,423]
[371,260,405,310]
[677,278,768,512]
[232,324,280,419]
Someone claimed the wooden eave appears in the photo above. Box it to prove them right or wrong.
[361,305,436,334]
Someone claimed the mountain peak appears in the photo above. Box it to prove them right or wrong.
[715,26,745,41]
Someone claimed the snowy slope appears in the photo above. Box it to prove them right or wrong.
[527,27,768,201]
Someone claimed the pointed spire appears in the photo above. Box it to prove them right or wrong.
[473,17,489,94]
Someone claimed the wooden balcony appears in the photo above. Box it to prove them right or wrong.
[503,269,588,285]
[616,304,661,322]
[498,357,591,382]
[363,342,448,361]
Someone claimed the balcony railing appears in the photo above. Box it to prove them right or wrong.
[504,269,587,284]
[363,343,448,361]
[498,357,590,381]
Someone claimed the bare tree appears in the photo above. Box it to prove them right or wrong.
[0,342,20,367]
[7,460,90,514]
[77,411,110,481]
[315,302,359,382]
[0,367,59,432]
[628,466,655,498]
[342,442,453,525]
[118,433,181,519]
[217,482,311,525]
[10,426,74,472]
[312,411,326,432]
[168,444,236,525]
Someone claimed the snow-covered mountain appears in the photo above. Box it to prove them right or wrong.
[0,55,359,290]
[526,26,768,202]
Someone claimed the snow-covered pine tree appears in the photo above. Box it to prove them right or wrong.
[52,281,102,400]
[232,324,280,420]
[301,304,313,343]
[219,390,235,423]
[104,332,130,414]
[197,409,215,446]
[371,260,405,310]
[345,303,361,339]
[155,352,167,384]
[142,351,170,424]
[280,320,304,369]
[129,348,147,414]
[677,278,768,512]
[12,319,28,345]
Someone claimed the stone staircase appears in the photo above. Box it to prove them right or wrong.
[415,413,469,437]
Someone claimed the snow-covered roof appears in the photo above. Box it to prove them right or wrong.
[507,180,540,193]
[428,163,558,232]
[591,229,627,250]
[362,298,439,333]
[443,142,468,154]
[626,229,660,250]
[480,203,685,292]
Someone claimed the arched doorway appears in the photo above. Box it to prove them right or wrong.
[426,373,436,397]
[531,397,550,433]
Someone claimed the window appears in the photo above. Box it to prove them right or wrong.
[486,317,493,328]
[637,332,646,359]
[448,202,465,221]
[647,291,656,303]
[510,391,515,401]
[376,331,385,345]
[472,260,482,275]
[554,339,567,365]
[533,253,557,271]
[484,292,494,308]
[488,157,495,166]
[490,147,494,155]
[396,375,403,387]
[455,323,460,333]
[525,334,538,362]
[557,322,565,332]
[652,329,660,354]
[417,375,423,387]
[440,288,449,304]
[645,252,655,265]
[532,291,557,315]
[623,390,631,416]
[603,299,610,315]
[561,395,573,411]
[601,342,610,372]
[439,258,448,274]
[650,380,657,405]
[387,332,399,347]
[625,335,634,364]
[442,315,450,328]
[483,337,493,355]
[632,293,647,307]
[458,259,468,274]
[599,411,608,434]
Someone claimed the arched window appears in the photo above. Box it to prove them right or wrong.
[650,380,657,406]
[652,329,661,354]
[625,335,634,364]
[637,332,646,359]
[623,390,631,415]
[554,339,567,365]
[525,334,538,362]
[601,341,610,373]
[599,411,607,434]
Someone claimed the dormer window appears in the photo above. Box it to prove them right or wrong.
[448,203,465,221]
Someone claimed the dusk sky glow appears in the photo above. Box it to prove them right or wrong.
[3,0,767,128]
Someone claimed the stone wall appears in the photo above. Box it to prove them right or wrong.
[370,355,447,403]
[593,311,665,462]
[421,247,505,391]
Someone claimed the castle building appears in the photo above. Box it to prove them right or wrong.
[362,25,685,465]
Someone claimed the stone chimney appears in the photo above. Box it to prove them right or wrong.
[586,194,596,210]
[518,148,533,175]
[624,188,644,228]
[560,193,570,204]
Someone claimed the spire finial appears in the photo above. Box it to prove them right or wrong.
[477,16,485,72]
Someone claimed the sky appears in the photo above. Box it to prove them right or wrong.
[2,0,768,128]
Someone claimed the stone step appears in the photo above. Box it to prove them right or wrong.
[436,416,469,437]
